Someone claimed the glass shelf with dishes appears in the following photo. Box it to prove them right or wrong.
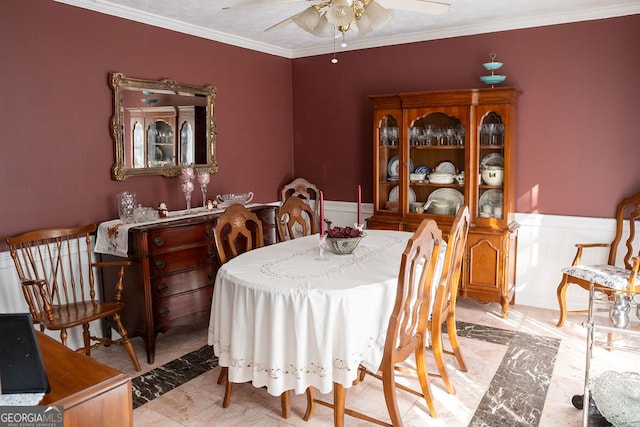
[477,111,506,220]
[376,113,402,214]
[408,112,467,217]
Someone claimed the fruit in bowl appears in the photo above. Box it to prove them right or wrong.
[326,226,363,238]
[325,227,365,254]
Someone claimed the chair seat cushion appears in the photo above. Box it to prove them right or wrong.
[562,264,640,291]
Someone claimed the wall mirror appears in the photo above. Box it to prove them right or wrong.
[109,72,218,180]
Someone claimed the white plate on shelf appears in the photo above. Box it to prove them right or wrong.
[427,188,464,206]
[388,156,400,177]
[427,173,455,184]
[480,153,504,168]
[479,189,503,213]
[389,186,416,203]
[435,161,457,174]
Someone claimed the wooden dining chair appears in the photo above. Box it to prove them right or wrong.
[276,195,318,241]
[212,203,291,418]
[556,192,640,327]
[213,203,264,265]
[280,177,331,229]
[427,206,470,395]
[304,219,444,426]
[280,177,320,210]
[6,224,141,371]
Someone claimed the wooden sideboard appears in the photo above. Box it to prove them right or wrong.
[100,205,278,364]
[38,332,132,427]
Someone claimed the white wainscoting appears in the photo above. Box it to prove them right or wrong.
[1,204,634,346]
[327,202,634,312]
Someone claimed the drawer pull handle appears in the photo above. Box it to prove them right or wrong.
[158,307,170,318]
[208,250,216,259]
[157,283,169,293]
[208,272,215,280]
[206,228,214,238]
[153,237,165,247]
[155,260,166,269]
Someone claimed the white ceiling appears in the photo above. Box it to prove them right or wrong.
[55,0,640,58]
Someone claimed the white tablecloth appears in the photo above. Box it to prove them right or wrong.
[207,229,415,396]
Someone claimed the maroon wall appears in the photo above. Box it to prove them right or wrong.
[0,0,294,248]
[1,0,639,252]
[291,14,640,218]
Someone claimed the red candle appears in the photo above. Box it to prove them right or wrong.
[319,191,324,236]
[357,185,361,224]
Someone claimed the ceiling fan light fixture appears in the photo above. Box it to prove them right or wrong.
[291,6,323,34]
[311,13,338,38]
[325,0,356,28]
[358,1,394,33]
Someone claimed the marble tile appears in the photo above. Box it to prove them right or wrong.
[131,345,217,408]
[84,298,629,426]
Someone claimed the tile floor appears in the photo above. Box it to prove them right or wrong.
[90,298,634,426]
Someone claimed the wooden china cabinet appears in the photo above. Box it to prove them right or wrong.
[366,87,522,318]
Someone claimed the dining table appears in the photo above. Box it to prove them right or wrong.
[207,229,425,398]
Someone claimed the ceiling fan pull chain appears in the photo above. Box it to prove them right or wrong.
[331,26,339,64]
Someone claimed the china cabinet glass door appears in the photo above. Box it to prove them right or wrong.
[475,103,512,226]
[147,120,175,167]
[376,113,401,215]
[407,108,469,218]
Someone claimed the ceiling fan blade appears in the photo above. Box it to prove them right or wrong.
[376,0,450,15]
[222,0,310,11]
[265,16,295,32]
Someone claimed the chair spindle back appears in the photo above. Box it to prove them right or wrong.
[7,225,98,323]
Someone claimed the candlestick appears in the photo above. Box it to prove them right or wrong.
[357,185,361,225]
[319,191,324,236]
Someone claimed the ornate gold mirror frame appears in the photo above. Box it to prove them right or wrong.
[109,72,218,180]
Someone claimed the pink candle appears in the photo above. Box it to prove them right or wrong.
[357,185,362,224]
[319,191,325,236]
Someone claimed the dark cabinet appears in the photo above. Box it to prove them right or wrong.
[100,205,277,363]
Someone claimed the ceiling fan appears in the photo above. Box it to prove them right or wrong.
[224,0,449,63]
[226,0,450,37]
[268,0,449,35]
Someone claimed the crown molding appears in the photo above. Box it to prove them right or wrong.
[55,0,640,59]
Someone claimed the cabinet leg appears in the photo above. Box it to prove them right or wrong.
[143,333,156,364]
[501,296,510,319]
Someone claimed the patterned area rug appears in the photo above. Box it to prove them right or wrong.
[131,322,567,425]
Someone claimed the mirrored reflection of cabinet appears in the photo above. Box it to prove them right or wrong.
[367,87,522,317]
[127,106,207,169]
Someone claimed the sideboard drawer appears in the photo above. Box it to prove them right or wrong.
[150,266,217,299]
[149,245,215,276]
[154,287,214,327]
[148,223,211,254]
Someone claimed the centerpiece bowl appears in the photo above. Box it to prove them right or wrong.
[326,226,365,255]
[216,192,254,207]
